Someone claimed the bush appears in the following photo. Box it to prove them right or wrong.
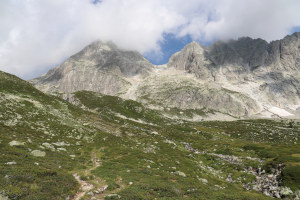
[281,166,300,190]
[79,175,88,181]
[243,145,277,158]
[107,181,120,191]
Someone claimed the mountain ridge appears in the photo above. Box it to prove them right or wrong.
[31,32,300,119]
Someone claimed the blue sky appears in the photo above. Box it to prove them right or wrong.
[291,26,300,33]
[144,33,214,65]
[144,34,193,65]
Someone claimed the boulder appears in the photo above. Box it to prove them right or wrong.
[42,142,55,151]
[9,140,25,146]
[6,161,16,165]
[174,171,186,177]
[30,150,46,157]
[198,178,208,184]
[280,187,293,197]
[0,194,9,200]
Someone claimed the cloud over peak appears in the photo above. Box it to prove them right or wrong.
[1,0,300,79]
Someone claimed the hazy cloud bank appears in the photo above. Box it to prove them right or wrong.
[0,0,300,79]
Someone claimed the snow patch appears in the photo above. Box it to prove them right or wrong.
[269,107,293,117]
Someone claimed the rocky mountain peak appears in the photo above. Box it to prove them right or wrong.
[70,40,151,73]
[31,40,153,95]
[167,41,210,75]
[184,41,205,49]
[73,40,117,57]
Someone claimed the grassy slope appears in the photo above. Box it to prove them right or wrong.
[0,71,98,199]
[0,72,299,199]
[74,91,300,199]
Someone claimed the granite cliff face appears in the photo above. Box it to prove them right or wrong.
[31,33,300,119]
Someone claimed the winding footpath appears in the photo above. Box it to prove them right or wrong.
[72,151,101,200]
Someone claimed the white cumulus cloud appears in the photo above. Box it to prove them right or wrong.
[0,0,300,79]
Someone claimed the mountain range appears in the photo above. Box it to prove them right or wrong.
[31,32,300,119]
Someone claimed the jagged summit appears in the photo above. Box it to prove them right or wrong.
[177,32,300,71]
[31,33,300,119]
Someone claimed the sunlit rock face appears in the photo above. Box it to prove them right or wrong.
[31,41,152,96]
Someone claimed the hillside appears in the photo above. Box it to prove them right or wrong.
[1,70,300,199]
